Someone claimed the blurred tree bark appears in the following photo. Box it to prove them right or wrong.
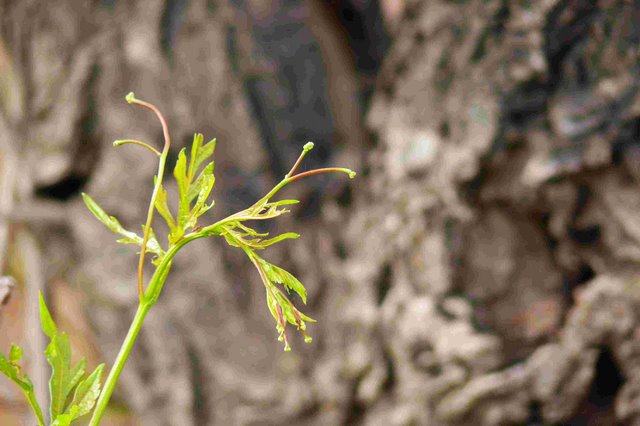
[2,1,640,425]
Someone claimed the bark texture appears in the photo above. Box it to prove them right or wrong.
[1,0,640,425]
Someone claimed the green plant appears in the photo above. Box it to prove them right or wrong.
[0,93,355,425]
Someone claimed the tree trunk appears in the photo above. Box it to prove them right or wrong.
[2,0,640,425]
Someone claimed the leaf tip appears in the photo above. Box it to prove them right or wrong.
[347,170,356,179]
[303,141,314,152]
[125,92,136,104]
[38,291,57,339]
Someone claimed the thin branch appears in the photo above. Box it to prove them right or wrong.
[289,167,356,183]
[286,141,315,178]
[113,139,161,156]
[125,93,171,299]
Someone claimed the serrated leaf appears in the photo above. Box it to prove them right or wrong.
[265,289,278,322]
[154,183,176,231]
[258,259,307,303]
[46,332,80,419]
[184,172,215,229]
[255,232,300,249]
[274,291,298,325]
[0,351,28,390]
[188,133,204,180]
[66,363,104,420]
[233,221,269,237]
[65,358,86,402]
[83,193,167,261]
[52,413,72,426]
[0,349,45,425]
[187,161,215,203]
[39,292,57,339]
[295,308,316,323]
[190,135,216,180]
[265,199,299,207]
[222,231,242,248]
[116,227,165,261]
[82,193,139,240]
[146,227,164,257]
[174,147,189,207]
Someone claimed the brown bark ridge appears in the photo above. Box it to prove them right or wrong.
[356,0,640,424]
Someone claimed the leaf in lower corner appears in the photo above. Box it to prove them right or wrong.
[0,351,23,388]
[65,358,86,403]
[67,363,104,420]
[52,413,72,426]
[0,348,46,424]
[46,333,79,419]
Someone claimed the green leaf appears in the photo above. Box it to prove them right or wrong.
[258,259,307,303]
[82,193,138,239]
[184,172,215,230]
[154,183,176,231]
[222,230,242,248]
[39,292,57,339]
[255,232,300,249]
[65,358,87,401]
[189,135,216,180]
[187,161,215,204]
[274,291,299,326]
[9,344,22,364]
[146,227,164,259]
[66,363,104,420]
[0,349,46,425]
[232,221,269,237]
[116,227,165,261]
[52,413,72,426]
[46,332,85,419]
[265,199,300,207]
[83,192,167,261]
[188,133,204,181]
[265,289,279,322]
[174,147,189,205]
[0,350,28,391]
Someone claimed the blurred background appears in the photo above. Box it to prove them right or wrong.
[2,0,640,425]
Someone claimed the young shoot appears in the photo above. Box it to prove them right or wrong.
[0,92,355,425]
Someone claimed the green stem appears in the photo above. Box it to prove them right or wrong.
[24,389,45,426]
[113,139,161,156]
[127,93,172,300]
[88,232,201,425]
[88,301,151,426]
[137,151,169,299]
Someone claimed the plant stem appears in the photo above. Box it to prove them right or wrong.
[137,151,169,299]
[113,139,161,156]
[25,389,45,426]
[88,234,195,425]
[127,94,172,300]
[88,301,151,426]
